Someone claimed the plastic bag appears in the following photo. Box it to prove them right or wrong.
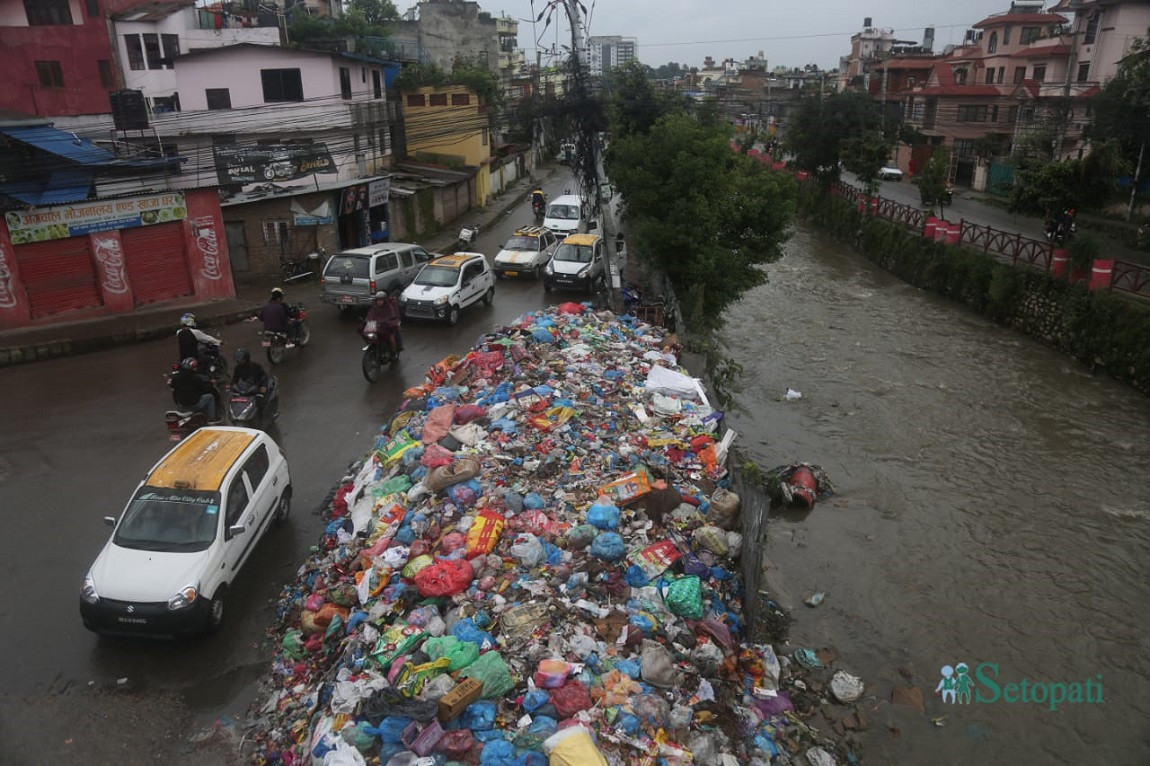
[589,532,625,562]
[421,403,457,444]
[640,639,683,688]
[465,509,505,558]
[454,403,487,424]
[531,658,572,689]
[402,554,434,580]
[446,478,480,509]
[585,498,620,530]
[664,575,704,620]
[458,699,497,731]
[423,635,480,671]
[510,533,544,567]
[424,455,481,493]
[413,559,474,597]
[542,725,608,766]
[566,524,598,550]
[549,679,592,717]
[457,650,514,699]
[693,525,729,557]
[709,488,741,530]
[451,617,496,648]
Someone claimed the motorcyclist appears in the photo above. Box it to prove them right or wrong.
[259,287,296,345]
[170,357,221,423]
[363,289,403,356]
[531,186,546,212]
[231,347,275,419]
[176,313,222,368]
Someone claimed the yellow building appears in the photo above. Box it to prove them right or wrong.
[402,84,492,207]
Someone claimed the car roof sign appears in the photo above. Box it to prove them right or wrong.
[147,428,257,491]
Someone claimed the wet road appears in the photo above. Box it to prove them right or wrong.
[0,173,583,725]
[724,226,1150,764]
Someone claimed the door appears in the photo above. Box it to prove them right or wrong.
[14,237,102,319]
[225,221,249,272]
[397,248,415,284]
[241,444,275,532]
[375,251,401,291]
[409,247,432,284]
[222,472,252,574]
[461,261,484,305]
[121,223,193,306]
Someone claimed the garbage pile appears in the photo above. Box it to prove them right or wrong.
[248,303,860,765]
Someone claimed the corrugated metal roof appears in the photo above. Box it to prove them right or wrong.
[2,125,118,165]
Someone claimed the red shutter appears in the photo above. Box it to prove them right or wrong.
[15,238,103,319]
[121,223,194,306]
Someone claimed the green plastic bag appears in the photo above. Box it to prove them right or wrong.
[403,554,434,580]
[282,629,305,660]
[379,474,413,495]
[423,635,480,671]
[665,575,704,620]
[458,650,514,699]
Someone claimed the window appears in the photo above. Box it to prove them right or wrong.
[953,139,976,157]
[161,34,180,67]
[372,70,382,99]
[1020,27,1040,45]
[376,253,399,274]
[413,247,431,264]
[1013,66,1026,84]
[482,128,488,146]
[25,0,72,25]
[997,67,1005,84]
[1008,105,1019,122]
[261,69,304,102]
[151,95,178,113]
[988,32,998,54]
[242,446,270,491]
[957,105,988,122]
[1077,62,1091,83]
[954,68,968,85]
[35,61,64,87]
[262,220,291,246]
[985,68,995,85]
[362,67,366,83]
[399,251,413,268]
[1032,64,1046,82]
[991,105,999,122]
[86,0,100,17]
[125,35,145,71]
[429,93,448,106]
[206,88,232,110]
[1084,12,1100,45]
[225,477,249,527]
[143,33,164,70]
[1003,26,1011,46]
[340,67,352,100]
[98,60,114,88]
[451,93,470,106]
[406,94,425,107]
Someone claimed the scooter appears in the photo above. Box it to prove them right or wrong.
[164,408,206,442]
[262,303,311,365]
[457,222,481,250]
[228,378,279,428]
[281,247,325,284]
[361,319,398,383]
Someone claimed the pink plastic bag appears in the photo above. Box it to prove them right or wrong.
[420,443,457,468]
[421,404,457,444]
[454,403,487,424]
[532,658,573,689]
[550,679,592,717]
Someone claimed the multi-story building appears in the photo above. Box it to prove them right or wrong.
[586,35,638,77]
[1050,0,1150,83]
[391,0,515,78]
[401,83,491,208]
[838,19,898,91]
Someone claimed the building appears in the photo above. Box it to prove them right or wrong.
[838,19,899,91]
[1050,0,1150,83]
[401,83,491,209]
[586,35,638,77]
[391,0,513,78]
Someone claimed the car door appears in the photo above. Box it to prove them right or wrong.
[376,252,401,291]
[409,247,433,284]
[222,471,252,575]
[460,261,482,306]
[397,248,415,285]
[241,443,275,535]
[544,232,557,262]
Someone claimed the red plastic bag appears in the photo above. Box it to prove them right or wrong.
[413,559,474,597]
[436,729,474,758]
[550,679,593,717]
[454,403,487,425]
[558,302,585,315]
[420,443,456,468]
[422,404,457,444]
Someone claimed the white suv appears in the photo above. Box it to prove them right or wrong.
[400,252,495,325]
[80,427,291,638]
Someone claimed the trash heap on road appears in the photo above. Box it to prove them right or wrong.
[248,303,860,765]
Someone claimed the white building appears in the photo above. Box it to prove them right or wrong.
[586,35,638,76]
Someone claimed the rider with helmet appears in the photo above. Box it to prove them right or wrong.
[259,287,296,344]
[176,312,222,367]
[231,347,276,419]
[170,357,221,423]
[531,186,546,215]
[363,288,403,356]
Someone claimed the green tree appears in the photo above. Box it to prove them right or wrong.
[784,91,891,186]
[347,0,398,26]
[1008,144,1123,217]
[1090,27,1150,216]
[605,61,690,139]
[915,145,952,217]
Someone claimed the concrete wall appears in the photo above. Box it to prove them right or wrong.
[394,0,500,74]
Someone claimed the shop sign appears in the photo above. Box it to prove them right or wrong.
[4,192,187,244]
[369,178,390,208]
[214,144,336,185]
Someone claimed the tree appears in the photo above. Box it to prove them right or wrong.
[783,91,892,186]
[347,0,398,26]
[1090,27,1150,217]
[1008,143,1123,217]
[915,145,952,218]
[605,61,690,139]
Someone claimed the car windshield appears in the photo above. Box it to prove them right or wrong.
[554,243,593,264]
[413,265,461,287]
[547,204,579,220]
[503,236,539,251]
[113,487,220,552]
[324,255,370,278]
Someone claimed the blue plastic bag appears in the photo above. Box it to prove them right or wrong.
[543,542,562,566]
[615,659,641,679]
[452,617,497,647]
[624,564,650,587]
[586,500,620,530]
[460,700,497,731]
[479,738,515,764]
[523,492,545,510]
[590,532,625,561]
[522,688,550,712]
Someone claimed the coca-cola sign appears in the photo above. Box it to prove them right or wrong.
[0,241,17,308]
[92,235,129,295]
[194,216,222,281]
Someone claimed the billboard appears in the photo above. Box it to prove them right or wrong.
[214,143,337,185]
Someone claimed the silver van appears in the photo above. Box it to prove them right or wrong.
[320,243,434,309]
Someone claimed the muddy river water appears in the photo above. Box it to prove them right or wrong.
[721,226,1150,764]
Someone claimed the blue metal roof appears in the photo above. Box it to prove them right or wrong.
[1,125,118,166]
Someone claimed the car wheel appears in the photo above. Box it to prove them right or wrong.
[483,287,494,306]
[447,305,460,325]
[205,587,226,634]
[275,489,291,524]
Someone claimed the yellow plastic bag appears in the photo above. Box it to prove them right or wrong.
[543,725,608,766]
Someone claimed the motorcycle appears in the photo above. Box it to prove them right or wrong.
[457,222,481,250]
[281,247,325,284]
[163,366,225,442]
[361,319,398,383]
[228,378,279,428]
[532,199,545,219]
[262,303,311,365]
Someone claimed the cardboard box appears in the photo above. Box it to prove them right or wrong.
[437,676,484,722]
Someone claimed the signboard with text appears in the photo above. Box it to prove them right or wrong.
[214,143,337,185]
[4,192,187,245]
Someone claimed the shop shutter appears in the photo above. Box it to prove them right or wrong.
[15,237,102,319]
[121,222,193,306]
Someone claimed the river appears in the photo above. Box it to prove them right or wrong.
[721,225,1150,764]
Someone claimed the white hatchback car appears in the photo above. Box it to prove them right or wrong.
[400,252,495,324]
[493,226,559,279]
[80,427,290,638]
[879,166,904,181]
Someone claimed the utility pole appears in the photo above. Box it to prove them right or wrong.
[1128,140,1145,221]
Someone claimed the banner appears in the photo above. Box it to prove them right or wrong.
[4,192,186,244]
[214,143,336,185]
[369,177,390,208]
[340,184,369,216]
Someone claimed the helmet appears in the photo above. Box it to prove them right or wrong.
[271,287,285,299]
[235,348,250,364]
[180,356,199,371]
[179,312,196,328]
[374,290,386,300]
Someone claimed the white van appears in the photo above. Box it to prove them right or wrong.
[543,194,585,239]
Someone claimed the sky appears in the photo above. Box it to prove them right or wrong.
[466,0,1049,70]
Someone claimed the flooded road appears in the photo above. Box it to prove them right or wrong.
[723,226,1150,765]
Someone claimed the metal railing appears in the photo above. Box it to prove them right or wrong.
[959,221,1054,270]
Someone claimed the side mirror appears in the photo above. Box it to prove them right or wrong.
[104,516,117,527]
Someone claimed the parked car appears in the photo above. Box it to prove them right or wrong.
[399,252,495,325]
[80,427,291,637]
[493,226,559,279]
[542,194,586,240]
[879,166,904,181]
[320,243,434,310]
[543,233,608,293]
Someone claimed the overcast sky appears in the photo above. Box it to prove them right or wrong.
[471,0,1049,70]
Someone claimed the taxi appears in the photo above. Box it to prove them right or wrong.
[493,226,559,279]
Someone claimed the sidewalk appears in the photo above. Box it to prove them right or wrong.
[0,170,550,368]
